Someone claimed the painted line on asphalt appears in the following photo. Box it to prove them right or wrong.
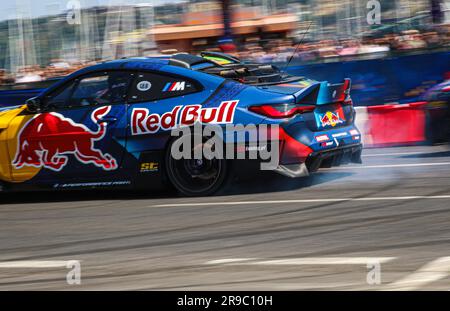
[208,257,450,290]
[0,261,76,268]
[385,257,450,291]
[207,258,260,265]
[324,162,450,170]
[152,195,450,208]
[272,283,362,290]
[205,257,397,265]
[362,151,432,157]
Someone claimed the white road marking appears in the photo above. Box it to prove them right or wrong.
[207,257,450,290]
[206,258,259,265]
[386,257,450,291]
[362,151,430,157]
[152,195,450,207]
[0,261,72,268]
[205,257,396,265]
[325,162,450,170]
[272,283,362,290]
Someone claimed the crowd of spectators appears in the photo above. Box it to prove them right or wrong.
[1,25,449,87]
[237,26,449,64]
[0,60,97,87]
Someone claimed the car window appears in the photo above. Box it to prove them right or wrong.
[70,75,110,107]
[128,72,200,103]
[45,71,132,109]
[45,81,76,108]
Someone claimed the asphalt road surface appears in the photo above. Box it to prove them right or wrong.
[1,145,450,290]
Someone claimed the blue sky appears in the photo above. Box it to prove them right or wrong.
[0,0,186,22]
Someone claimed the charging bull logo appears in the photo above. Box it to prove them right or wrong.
[320,111,344,127]
[13,106,118,172]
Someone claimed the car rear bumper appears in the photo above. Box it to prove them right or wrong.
[306,143,363,172]
[274,143,363,178]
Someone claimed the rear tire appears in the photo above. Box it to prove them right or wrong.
[165,135,229,197]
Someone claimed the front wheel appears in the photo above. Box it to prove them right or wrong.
[165,136,229,197]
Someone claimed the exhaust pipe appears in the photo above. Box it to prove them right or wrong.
[274,163,310,178]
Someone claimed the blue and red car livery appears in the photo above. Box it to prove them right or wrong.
[0,52,362,196]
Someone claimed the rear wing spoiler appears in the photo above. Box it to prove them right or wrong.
[294,78,351,105]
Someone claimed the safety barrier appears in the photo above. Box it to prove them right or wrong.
[355,102,429,147]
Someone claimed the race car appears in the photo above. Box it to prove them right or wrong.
[0,52,362,196]
[422,79,450,144]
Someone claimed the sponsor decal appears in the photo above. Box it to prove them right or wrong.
[53,181,131,188]
[320,141,335,147]
[131,100,238,136]
[163,81,186,92]
[13,106,118,172]
[332,132,348,138]
[320,111,345,127]
[315,134,330,142]
[140,162,159,172]
[137,80,152,92]
[236,144,268,153]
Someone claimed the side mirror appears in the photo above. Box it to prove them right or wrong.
[26,97,42,113]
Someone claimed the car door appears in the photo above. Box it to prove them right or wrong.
[8,70,132,183]
[125,70,206,154]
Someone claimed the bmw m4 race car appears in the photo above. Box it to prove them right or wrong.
[422,79,450,143]
[0,52,362,196]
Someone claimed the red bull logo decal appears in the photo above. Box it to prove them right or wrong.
[13,106,118,172]
[319,111,344,128]
[131,100,238,136]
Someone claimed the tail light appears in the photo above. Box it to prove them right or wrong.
[343,99,353,106]
[249,104,315,119]
[343,98,355,123]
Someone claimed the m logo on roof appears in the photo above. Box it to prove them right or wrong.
[163,81,186,92]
